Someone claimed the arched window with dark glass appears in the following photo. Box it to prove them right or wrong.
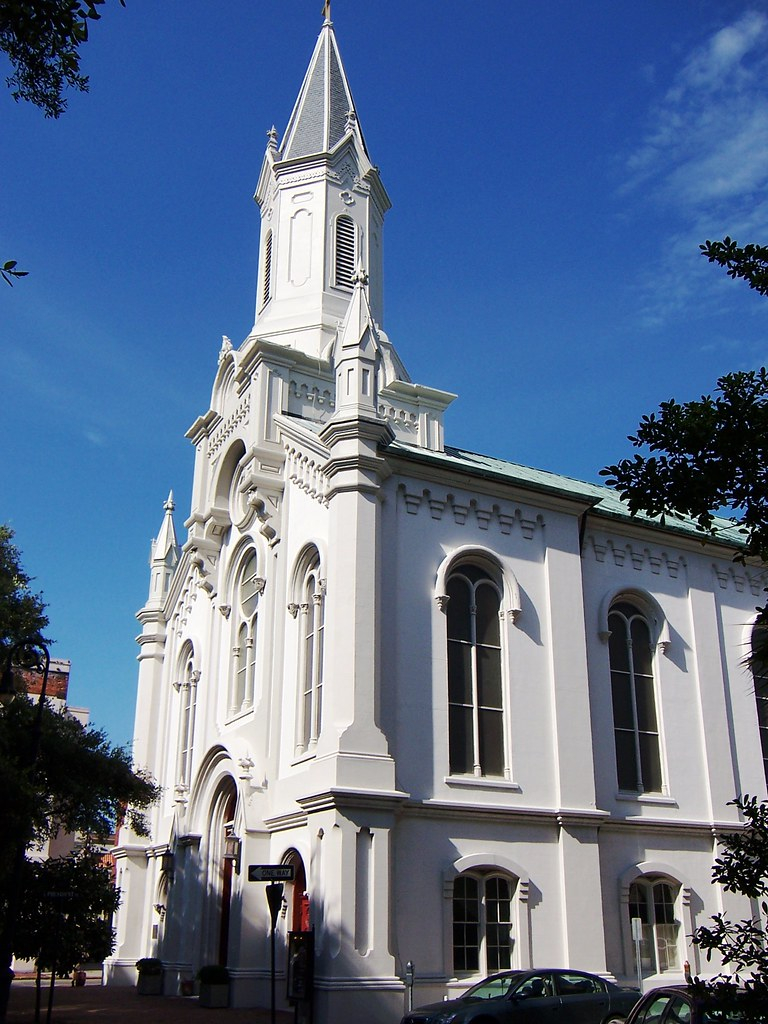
[230,550,261,717]
[176,646,198,788]
[453,872,515,975]
[608,601,662,793]
[294,547,325,755]
[446,564,505,778]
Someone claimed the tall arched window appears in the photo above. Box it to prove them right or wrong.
[751,622,768,784]
[453,872,515,975]
[176,646,198,789]
[628,877,680,974]
[230,550,262,717]
[446,564,505,777]
[334,215,355,288]
[608,601,662,793]
[294,548,325,755]
[262,229,273,307]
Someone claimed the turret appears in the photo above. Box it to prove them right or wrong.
[145,491,180,609]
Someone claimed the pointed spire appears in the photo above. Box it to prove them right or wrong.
[339,264,374,349]
[147,491,180,605]
[281,16,368,161]
[331,265,382,419]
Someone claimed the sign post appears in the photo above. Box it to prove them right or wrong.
[406,961,415,1012]
[248,865,296,1024]
[266,883,283,1024]
[631,917,644,992]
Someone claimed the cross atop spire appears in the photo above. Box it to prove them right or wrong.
[322,0,331,24]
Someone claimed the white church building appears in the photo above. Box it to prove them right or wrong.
[107,13,768,1023]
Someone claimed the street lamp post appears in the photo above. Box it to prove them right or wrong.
[0,637,51,1023]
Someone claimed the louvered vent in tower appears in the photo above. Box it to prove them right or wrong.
[334,215,355,288]
[262,230,273,306]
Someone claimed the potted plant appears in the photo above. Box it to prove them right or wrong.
[135,957,163,996]
[196,964,230,1008]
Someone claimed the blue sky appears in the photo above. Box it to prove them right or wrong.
[3,1,767,750]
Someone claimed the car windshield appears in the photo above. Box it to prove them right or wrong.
[465,974,522,1000]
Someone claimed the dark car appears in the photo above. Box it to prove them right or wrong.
[401,969,641,1024]
[624,985,768,1024]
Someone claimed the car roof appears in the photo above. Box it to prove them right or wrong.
[481,969,603,981]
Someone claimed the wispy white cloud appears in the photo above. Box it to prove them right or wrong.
[623,10,768,210]
[672,11,768,97]
[84,430,107,447]
[621,11,768,331]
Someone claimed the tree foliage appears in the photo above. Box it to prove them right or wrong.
[0,524,160,899]
[14,851,120,972]
[701,238,768,299]
[0,697,160,889]
[694,796,768,987]
[0,0,123,119]
[0,526,49,660]
[602,241,768,677]
[1,260,27,287]
[601,367,768,562]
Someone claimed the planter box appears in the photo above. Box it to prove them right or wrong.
[199,983,229,1008]
[136,973,163,996]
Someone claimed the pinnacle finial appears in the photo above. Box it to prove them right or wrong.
[352,264,369,287]
[344,109,357,133]
[267,125,278,150]
[164,490,175,513]
[322,0,331,24]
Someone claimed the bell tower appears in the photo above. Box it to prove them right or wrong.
[250,10,390,360]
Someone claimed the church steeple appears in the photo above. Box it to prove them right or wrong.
[280,11,370,164]
[250,14,390,360]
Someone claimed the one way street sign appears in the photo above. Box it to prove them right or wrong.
[247,864,295,882]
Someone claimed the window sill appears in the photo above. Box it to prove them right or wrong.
[225,705,253,726]
[444,775,522,793]
[291,748,317,767]
[615,790,678,807]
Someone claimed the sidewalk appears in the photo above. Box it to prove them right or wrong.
[7,979,294,1024]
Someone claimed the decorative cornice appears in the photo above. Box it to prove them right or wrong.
[586,535,684,578]
[398,484,543,539]
[208,395,250,460]
[285,443,330,505]
[296,787,410,815]
[713,563,768,596]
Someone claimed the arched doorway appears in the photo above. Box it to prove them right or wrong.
[284,850,310,932]
[206,777,238,966]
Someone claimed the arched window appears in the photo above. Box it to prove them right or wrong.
[262,229,273,307]
[608,601,662,793]
[628,877,680,974]
[453,872,515,974]
[334,215,355,288]
[294,548,325,755]
[751,622,768,784]
[446,564,505,777]
[230,550,262,717]
[176,646,198,788]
